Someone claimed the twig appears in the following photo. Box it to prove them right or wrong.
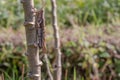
[51,0,62,80]
[44,54,53,80]
[89,54,100,80]
[100,59,109,73]
[22,64,25,80]
[107,48,120,59]
[108,65,116,80]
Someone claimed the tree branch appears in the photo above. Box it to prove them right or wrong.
[51,0,62,80]
[44,54,53,80]
[21,0,42,80]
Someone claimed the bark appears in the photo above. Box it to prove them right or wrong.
[51,0,62,80]
[21,0,42,80]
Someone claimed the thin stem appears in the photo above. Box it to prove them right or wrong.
[44,54,53,80]
[51,0,62,80]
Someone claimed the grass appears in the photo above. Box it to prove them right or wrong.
[0,20,120,80]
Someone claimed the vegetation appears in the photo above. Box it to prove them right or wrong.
[1,0,120,28]
[0,0,120,80]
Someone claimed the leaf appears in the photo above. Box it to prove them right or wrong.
[99,52,110,58]
[65,49,73,57]
[73,67,76,80]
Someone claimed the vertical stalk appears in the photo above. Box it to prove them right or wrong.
[21,0,42,80]
[44,54,53,80]
[51,0,62,80]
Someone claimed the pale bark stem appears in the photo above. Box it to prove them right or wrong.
[44,54,53,80]
[21,0,42,80]
[51,0,62,80]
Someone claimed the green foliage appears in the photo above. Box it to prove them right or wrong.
[0,0,120,80]
[0,0,23,29]
[0,42,27,79]
[57,0,120,26]
[73,67,76,80]
[0,0,120,28]
[0,26,120,79]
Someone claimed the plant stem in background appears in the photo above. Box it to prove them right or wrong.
[21,0,42,80]
[0,73,4,80]
[44,54,53,80]
[21,64,25,80]
[51,0,62,80]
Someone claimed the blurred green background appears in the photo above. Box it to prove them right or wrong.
[0,0,120,80]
